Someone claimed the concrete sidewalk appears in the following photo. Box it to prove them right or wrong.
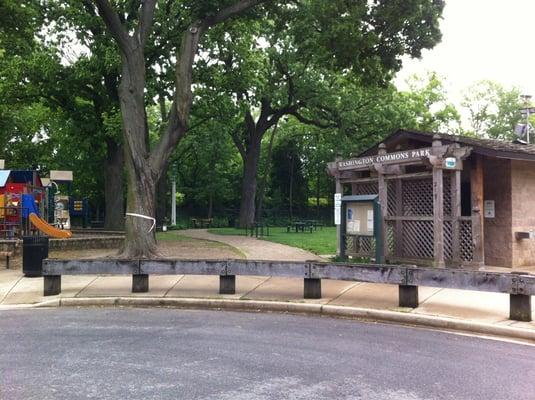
[1,268,534,337]
[1,229,534,342]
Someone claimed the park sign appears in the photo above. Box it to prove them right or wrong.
[337,148,432,171]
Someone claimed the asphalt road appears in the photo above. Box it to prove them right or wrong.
[1,308,534,400]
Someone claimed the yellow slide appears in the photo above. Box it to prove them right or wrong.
[29,213,72,238]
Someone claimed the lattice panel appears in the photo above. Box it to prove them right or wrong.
[345,235,355,254]
[386,221,395,255]
[352,182,378,196]
[345,234,375,257]
[401,220,434,259]
[460,219,474,262]
[443,220,453,260]
[443,173,452,217]
[402,179,433,216]
[387,180,397,216]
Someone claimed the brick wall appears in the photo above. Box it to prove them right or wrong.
[483,158,512,267]
[511,160,535,267]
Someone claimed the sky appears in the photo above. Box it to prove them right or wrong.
[395,0,535,105]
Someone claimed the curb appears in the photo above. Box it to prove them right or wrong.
[8,296,534,343]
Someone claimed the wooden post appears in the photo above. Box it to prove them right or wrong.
[377,144,388,261]
[399,285,419,308]
[394,178,403,257]
[44,275,61,296]
[304,278,322,299]
[470,155,484,265]
[335,165,343,257]
[132,274,149,293]
[451,169,461,266]
[510,294,532,322]
[432,136,445,268]
[219,275,236,295]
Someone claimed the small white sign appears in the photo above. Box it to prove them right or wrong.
[367,209,374,231]
[444,157,456,169]
[484,200,495,218]
[334,193,342,225]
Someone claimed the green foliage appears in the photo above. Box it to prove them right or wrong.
[395,72,462,133]
[461,81,523,139]
[269,137,307,214]
[0,0,450,225]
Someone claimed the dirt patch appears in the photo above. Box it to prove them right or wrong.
[2,235,244,270]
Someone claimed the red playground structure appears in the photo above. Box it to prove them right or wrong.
[0,170,45,238]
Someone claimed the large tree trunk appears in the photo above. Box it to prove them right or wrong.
[93,0,265,258]
[122,149,158,257]
[238,140,261,227]
[255,123,277,222]
[104,139,125,231]
[117,50,159,258]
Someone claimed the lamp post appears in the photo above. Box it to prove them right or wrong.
[520,94,533,144]
[171,162,177,226]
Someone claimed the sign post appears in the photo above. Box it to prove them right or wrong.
[334,193,342,225]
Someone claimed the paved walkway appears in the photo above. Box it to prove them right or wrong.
[0,231,534,341]
[180,229,324,261]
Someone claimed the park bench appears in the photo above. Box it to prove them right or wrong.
[0,240,20,268]
[42,258,535,322]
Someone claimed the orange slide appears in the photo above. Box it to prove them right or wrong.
[29,213,72,238]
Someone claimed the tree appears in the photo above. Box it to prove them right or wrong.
[395,72,462,134]
[199,1,446,226]
[461,80,523,139]
[84,0,269,257]
[0,1,128,229]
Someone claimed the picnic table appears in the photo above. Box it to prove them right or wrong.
[190,218,213,228]
[302,220,323,231]
[287,221,313,233]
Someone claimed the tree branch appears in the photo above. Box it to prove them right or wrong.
[150,0,270,173]
[137,0,157,47]
[93,0,132,54]
[202,0,268,29]
[289,110,339,129]
[230,128,247,159]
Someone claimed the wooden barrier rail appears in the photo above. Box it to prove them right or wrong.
[42,259,535,322]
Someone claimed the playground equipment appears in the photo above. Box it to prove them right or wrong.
[0,168,77,238]
[29,213,72,238]
[0,170,44,237]
[47,170,90,230]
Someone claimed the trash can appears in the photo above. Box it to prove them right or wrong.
[22,236,49,277]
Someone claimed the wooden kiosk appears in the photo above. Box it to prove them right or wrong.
[328,129,535,268]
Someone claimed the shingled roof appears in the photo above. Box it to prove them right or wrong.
[359,129,535,161]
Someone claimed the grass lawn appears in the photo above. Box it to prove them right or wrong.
[208,226,337,255]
